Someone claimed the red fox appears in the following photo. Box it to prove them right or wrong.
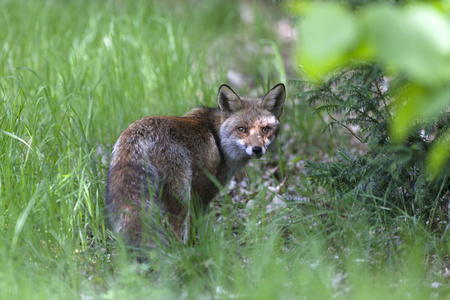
[106,83,286,249]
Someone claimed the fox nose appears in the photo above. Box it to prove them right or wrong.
[252,146,262,156]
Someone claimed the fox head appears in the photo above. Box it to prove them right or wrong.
[217,83,286,162]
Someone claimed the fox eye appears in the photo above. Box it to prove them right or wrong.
[238,127,247,133]
[261,126,270,133]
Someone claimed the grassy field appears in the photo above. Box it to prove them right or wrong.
[1,0,449,299]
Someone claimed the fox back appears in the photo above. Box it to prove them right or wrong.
[106,83,286,249]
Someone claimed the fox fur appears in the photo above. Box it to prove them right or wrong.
[106,83,286,249]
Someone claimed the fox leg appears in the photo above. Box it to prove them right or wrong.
[167,202,187,242]
[162,178,191,244]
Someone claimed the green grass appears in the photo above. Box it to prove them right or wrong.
[1,0,449,299]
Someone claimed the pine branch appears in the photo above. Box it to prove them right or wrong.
[326,111,366,143]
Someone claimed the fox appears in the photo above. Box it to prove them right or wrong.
[106,83,286,249]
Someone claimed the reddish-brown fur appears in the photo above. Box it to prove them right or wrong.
[106,84,286,249]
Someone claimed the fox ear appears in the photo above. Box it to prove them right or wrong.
[262,83,286,119]
[217,84,243,113]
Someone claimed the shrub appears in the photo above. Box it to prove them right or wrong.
[293,62,449,222]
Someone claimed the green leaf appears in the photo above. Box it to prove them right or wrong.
[427,129,450,178]
[363,4,450,87]
[418,88,450,121]
[297,4,359,78]
[391,84,450,141]
[404,5,450,56]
